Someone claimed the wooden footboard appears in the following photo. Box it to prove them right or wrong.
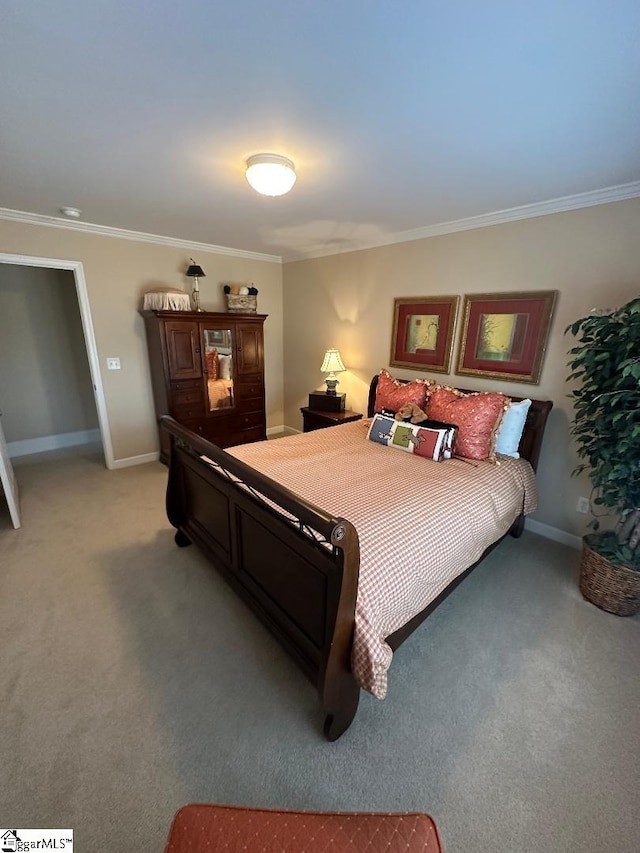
[160,416,361,741]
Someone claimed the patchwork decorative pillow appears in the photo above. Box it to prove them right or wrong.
[374,369,431,414]
[426,387,509,461]
[367,414,396,446]
[366,413,453,461]
[495,398,531,458]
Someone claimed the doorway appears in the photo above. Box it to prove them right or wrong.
[0,253,113,468]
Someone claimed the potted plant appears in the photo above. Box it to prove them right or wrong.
[566,296,640,616]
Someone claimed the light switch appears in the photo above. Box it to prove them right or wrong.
[106,357,121,370]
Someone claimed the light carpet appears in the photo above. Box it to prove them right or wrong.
[1,444,638,852]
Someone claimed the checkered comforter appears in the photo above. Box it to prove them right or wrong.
[227,419,537,699]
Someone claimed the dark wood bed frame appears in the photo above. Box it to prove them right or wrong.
[160,375,552,740]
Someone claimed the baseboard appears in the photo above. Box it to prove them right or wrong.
[525,518,582,550]
[267,425,299,437]
[8,429,101,458]
[109,451,160,470]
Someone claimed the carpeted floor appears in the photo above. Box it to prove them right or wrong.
[1,444,639,852]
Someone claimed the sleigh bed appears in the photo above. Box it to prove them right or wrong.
[160,374,552,740]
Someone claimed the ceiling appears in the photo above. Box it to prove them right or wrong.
[2,1,639,261]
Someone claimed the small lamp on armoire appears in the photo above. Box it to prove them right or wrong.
[185,259,206,313]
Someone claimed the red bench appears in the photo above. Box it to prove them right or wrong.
[165,804,443,852]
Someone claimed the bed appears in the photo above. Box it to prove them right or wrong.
[160,374,552,740]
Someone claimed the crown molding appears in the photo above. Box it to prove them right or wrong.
[2,179,639,265]
[0,207,282,264]
[284,180,640,262]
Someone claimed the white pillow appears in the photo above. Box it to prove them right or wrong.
[495,398,531,458]
[218,355,231,381]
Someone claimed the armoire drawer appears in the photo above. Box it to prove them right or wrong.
[171,403,204,421]
[171,379,202,392]
[173,387,204,406]
[202,422,232,448]
[178,419,205,437]
[235,395,264,414]
[236,382,264,399]
[232,426,266,445]
[233,411,265,430]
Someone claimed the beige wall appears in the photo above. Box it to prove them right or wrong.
[2,199,637,537]
[0,221,284,461]
[282,198,640,538]
[0,264,98,442]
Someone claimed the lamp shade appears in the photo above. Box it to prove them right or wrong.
[320,348,346,374]
[186,263,205,278]
[246,154,296,196]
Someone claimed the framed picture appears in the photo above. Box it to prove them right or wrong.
[456,291,557,384]
[204,328,231,349]
[390,296,459,373]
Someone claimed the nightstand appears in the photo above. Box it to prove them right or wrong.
[300,407,363,433]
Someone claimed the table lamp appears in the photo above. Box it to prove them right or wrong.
[186,259,206,312]
[320,348,346,395]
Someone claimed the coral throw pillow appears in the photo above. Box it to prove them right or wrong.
[374,369,430,414]
[426,387,509,461]
[206,348,219,380]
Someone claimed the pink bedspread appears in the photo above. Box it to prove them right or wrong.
[227,419,537,699]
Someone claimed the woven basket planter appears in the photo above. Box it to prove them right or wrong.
[226,294,257,313]
[579,538,640,616]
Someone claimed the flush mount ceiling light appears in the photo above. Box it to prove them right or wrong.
[59,206,82,218]
[245,153,296,196]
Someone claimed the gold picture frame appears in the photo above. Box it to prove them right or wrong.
[390,296,459,374]
[456,291,557,384]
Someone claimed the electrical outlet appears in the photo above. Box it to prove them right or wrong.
[106,357,121,370]
[576,496,590,514]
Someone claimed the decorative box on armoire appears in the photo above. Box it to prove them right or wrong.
[141,309,267,463]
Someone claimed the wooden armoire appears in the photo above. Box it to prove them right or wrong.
[141,310,267,462]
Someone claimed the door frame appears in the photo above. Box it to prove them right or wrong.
[0,412,20,528]
[0,253,114,469]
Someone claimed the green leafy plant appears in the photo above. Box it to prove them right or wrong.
[566,296,640,570]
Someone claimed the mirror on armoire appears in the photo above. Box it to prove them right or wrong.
[202,327,234,412]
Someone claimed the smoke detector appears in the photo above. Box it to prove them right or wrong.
[59,206,82,218]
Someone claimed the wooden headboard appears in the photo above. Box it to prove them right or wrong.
[367,374,552,473]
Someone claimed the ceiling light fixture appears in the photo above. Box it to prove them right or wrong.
[245,153,296,197]
[59,206,82,218]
